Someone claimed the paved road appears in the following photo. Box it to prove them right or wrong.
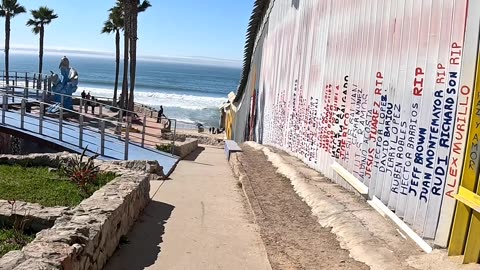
[104,145,271,270]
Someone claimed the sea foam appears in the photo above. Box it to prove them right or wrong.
[78,86,227,110]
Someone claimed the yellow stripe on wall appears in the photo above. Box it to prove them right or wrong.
[448,51,480,257]
[461,53,480,263]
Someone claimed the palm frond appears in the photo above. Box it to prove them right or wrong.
[0,0,26,17]
[101,20,115,34]
[138,0,151,13]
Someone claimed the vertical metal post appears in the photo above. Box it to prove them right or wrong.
[23,87,28,99]
[99,102,102,117]
[79,114,83,148]
[20,99,25,129]
[170,120,177,155]
[39,103,44,134]
[124,122,130,160]
[79,98,83,113]
[59,95,64,141]
[43,76,47,91]
[2,94,6,124]
[24,73,27,89]
[42,90,46,102]
[141,114,146,147]
[100,120,105,156]
[14,72,17,86]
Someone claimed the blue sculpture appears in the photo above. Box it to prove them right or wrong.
[47,56,79,113]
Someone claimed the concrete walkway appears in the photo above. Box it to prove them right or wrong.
[104,145,271,270]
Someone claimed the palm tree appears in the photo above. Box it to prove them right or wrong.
[120,0,130,110]
[26,6,58,89]
[112,0,150,110]
[0,0,26,86]
[101,7,122,106]
[127,0,151,111]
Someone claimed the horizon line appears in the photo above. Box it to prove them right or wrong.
[2,46,243,68]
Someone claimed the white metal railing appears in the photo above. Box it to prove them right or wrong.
[0,83,178,157]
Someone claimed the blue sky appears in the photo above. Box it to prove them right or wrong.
[0,0,254,65]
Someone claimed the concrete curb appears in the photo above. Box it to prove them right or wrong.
[228,152,264,224]
[228,152,273,270]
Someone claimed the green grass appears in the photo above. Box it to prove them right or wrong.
[0,228,34,257]
[0,165,116,207]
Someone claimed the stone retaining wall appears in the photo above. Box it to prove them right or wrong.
[0,153,158,270]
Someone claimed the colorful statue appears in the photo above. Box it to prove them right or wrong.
[47,56,79,113]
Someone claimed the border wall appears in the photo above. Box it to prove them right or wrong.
[228,0,480,263]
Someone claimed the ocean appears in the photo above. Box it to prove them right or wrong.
[2,53,241,128]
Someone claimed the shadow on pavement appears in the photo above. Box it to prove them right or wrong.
[183,146,205,161]
[103,201,175,270]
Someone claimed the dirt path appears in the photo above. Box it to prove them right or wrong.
[238,145,368,270]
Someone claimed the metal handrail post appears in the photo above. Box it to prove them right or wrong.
[171,119,177,155]
[39,102,44,134]
[2,94,6,124]
[20,99,25,129]
[79,114,83,148]
[124,122,130,160]
[100,120,105,156]
[79,99,83,113]
[99,103,102,117]
[59,95,64,141]
[43,76,47,91]
[141,114,146,147]
[14,72,17,86]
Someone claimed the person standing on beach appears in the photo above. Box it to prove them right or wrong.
[81,90,86,99]
[157,105,164,123]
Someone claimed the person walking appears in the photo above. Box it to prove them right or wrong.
[81,90,86,99]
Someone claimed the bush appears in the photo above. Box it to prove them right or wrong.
[156,143,173,153]
[59,147,100,195]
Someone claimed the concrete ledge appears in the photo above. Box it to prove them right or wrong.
[173,138,198,158]
[0,153,153,270]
